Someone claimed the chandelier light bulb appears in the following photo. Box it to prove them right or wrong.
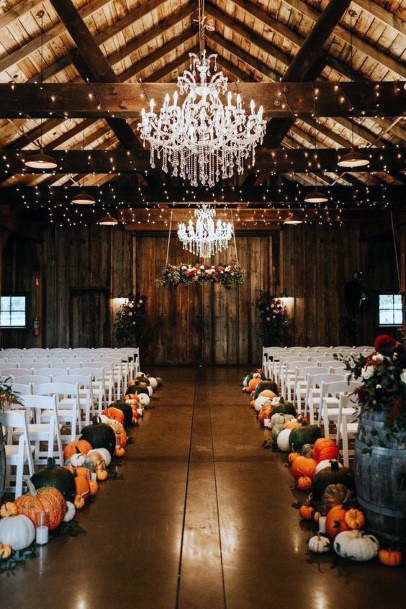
[138,50,266,187]
[177,205,233,258]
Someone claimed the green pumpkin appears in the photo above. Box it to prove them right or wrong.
[312,461,355,501]
[31,457,76,502]
[302,443,314,458]
[271,402,297,417]
[289,423,322,451]
[80,416,116,456]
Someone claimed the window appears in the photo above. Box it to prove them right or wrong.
[0,295,27,328]
[379,294,403,326]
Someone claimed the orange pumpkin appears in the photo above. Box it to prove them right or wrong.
[102,407,125,424]
[312,438,340,463]
[0,544,12,560]
[15,480,65,531]
[378,549,402,567]
[344,508,365,530]
[0,502,18,518]
[288,452,300,464]
[326,505,350,538]
[284,420,300,430]
[97,469,108,481]
[89,480,99,496]
[299,505,315,520]
[115,446,126,458]
[109,420,127,448]
[63,440,92,461]
[297,476,313,491]
[258,405,272,424]
[73,471,90,500]
[74,494,85,510]
[258,390,277,399]
[248,378,262,393]
[291,455,317,480]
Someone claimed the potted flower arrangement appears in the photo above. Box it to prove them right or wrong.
[0,379,22,503]
[340,334,406,542]
[256,292,291,346]
[113,293,147,347]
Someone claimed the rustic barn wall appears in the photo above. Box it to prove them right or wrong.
[0,223,402,362]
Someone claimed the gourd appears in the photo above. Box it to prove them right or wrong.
[115,446,125,458]
[63,501,76,522]
[97,469,108,481]
[258,390,278,399]
[271,424,284,442]
[320,484,353,513]
[298,505,315,520]
[85,450,106,472]
[312,438,340,463]
[326,505,350,538]
[63,439,92,462]
[0,514,35,550]
[0,502,18,518]
[301,444,314,458]
[80,416,116,455]
[308,535,331,553]
[64,449,90,468]
[378,549,402,567]
[15,479,65,531]
[288,452,300,464]
[291,455,317,480]
[311,461,355,501]
[0,544,12,559]
[289,423,322,451]
[89,480,99,496]
[74,495,85,510]
[31,457,76,502]
[315,459,343,475]
[88,447,111,468]
[108,420,128,448]
[344,508,365,530]
[333,530,379,561]
[270,413,294,427]
[276,428,292,452]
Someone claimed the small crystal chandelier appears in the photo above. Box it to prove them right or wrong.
[138,1,266,187]
[178,205,233,258]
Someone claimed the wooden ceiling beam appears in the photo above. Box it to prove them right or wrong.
[353,0,405,35]
[1,147,403,174]
[0,82,402,118]
[1,184,404,205]
[49,0,143,157]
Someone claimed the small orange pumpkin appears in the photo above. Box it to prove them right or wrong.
[344,508,365,530]
[288,452,300,465]
[0,544,12,560]
[73,471,90,501]
[115,446,125,458]
[298,505,315,520]
[291,455,317,480]
[74,494,85,510]
[96,469,108,481]
[297,476,313,491]
[0,502,18,518]
[326,505,350,538]
[378,549,402,567]
[89,480,99,496]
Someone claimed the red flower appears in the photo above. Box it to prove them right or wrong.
[374,334,397,355]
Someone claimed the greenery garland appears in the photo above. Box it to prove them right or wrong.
[156,263,245,289]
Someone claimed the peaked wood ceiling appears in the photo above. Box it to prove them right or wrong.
[0,0,404,226]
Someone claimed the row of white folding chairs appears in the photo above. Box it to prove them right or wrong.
[262,345,373,373]
[278,357,348,397]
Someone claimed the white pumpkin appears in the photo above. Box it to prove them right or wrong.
[67,452,87,467]
[277,428,292,452]
[333,530,379,561]
[0,514,35,550]
[315,459,343,475]
[138,393,150,406]
[63,501,76,523]
[270,413,295,428]
[308,535,331,553]
[88,447,111,467]
[147,386,153,397]
[254,396,272,412]
[149,377,158,390]
[99,414,112,425]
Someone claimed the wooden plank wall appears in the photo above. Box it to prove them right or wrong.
[0,222,402,362]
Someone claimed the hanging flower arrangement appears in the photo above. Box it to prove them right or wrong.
[156,263,245,290]
[256,292,291,346]
[113,294,147,347]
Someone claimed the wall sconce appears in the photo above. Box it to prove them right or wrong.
[112,293,129,307]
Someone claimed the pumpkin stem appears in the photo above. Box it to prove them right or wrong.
[47,457,56,469]
[24,476,38,496]
[330,460,340,471]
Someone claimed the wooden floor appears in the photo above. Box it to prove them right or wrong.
[1,367,404,608]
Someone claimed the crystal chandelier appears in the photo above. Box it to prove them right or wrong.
[138,1,266,187]
[177,205,233,259]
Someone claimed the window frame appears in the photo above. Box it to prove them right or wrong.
[378,293,403,328]
[0,293,28,330]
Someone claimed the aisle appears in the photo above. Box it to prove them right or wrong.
[1,367,404,609]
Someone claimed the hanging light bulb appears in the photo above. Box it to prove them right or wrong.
[99,214,118,226]
[283,213,303,225]
[24,11,57,172]
[304,188,329,203]
[71,191,95,205]
[337,149,370,168]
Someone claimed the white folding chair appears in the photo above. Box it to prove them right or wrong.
[1,409,35,498]
[16,394,63,464]
[338,392,360,467]
[16,374,52,385]
[10,382,33,396]
[294,366,330,413]
[33,382,80,443]
[70,367,105,413]
[305,373,350,424]
[280,357,310,397]
[53,374,94,427]
[318,380,360,439]
[35,367,68,377]
[1,368,33,377]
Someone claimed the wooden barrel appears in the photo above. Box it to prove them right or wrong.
[355,411,406,543]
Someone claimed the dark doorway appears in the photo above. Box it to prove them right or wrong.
[69,288,110,348]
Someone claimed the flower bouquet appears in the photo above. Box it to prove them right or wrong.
[156,263,245,290]
[256,292,291,346]
[113,293,147,347]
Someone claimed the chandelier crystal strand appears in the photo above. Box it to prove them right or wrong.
[138,1,266,187]
[177,205,233,259]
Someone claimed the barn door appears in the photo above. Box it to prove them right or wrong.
[69,288,109,348]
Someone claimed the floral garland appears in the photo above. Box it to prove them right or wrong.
[156,263,245,289]
[339,334,406,431]
[113,293,147,346]
[256,292,291,346]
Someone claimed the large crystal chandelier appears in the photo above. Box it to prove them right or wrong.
[178,205,233,259]
[138,1,266,187]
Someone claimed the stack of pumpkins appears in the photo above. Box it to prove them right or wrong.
[240,371,403,567]
[0,372,163,564]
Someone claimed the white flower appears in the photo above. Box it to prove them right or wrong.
[200,265,205,270]
[372,354,383,363]
[225,266,231,272]
[376,384,382,389]
[361,366,375,380]
[400,369,406,384]
[271,397,281,405]
[182,265,187,270]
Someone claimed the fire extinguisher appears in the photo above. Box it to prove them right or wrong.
[33,317,40,336]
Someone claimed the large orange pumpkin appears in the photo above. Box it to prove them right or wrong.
[16,480,65,531]
[63,440,92,461]
[326,505,350,538]
[102,407,125,424]
[291,455,317,480]
[312,438,340,463]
